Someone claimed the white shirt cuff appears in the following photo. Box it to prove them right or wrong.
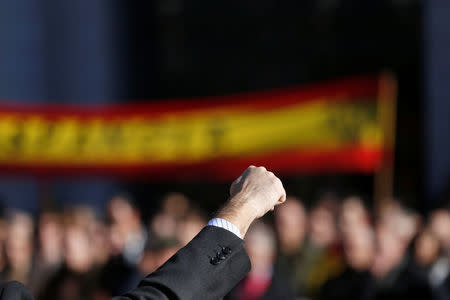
[207,218,242,239]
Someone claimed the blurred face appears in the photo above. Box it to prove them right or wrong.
[150,212,177,239]
[343,227,375,271]
[274,198,307,253]
[379,204,420,245]
[108,197,136,228]
[176,214,205,246]
[415,230,440,267]
[245,223,276,275]
[39,213,63,264]
[64,225,93,273]
[371,225,407,278]
[90,222,110,266]
[309,206,337,248]
[139,246,179,275]
[430,210,450,248]
[162,193,190,220]
[339,197,369,233]
[108,197,142,243]
[108,223,125,255]
[5,214,34,270]
[0,220,5,270]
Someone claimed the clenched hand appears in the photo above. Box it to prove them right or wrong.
[217,166,286,237]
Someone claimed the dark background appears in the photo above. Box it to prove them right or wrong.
[0,0,446,215]
[125,0,423,214]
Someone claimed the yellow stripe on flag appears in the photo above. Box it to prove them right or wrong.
[0,98,382,165]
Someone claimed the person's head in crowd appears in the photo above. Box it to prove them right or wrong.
[378,201,421,246]
[150,212,177,240]
[245,220,277,278]
[108,195,147,265]
[274,197,307,254]
[108,222,126,257]
[108,193,142,239]
[4,211,34,283]
[176,209,206,246]
[89,221,110,267]
[71,205,97,229]
[161,193,190,221]
[63,205,111,267]
[139,239,180,275]
[38,211,64,266]
[371,222,408,278]
[429,208,450,251]
[342,226,375,271]
[229,221,278,300]
[414,229,442,268]
[339,196,371,234]
[309,196,339,248]
[63,220,94,274]
[0,203,7,272]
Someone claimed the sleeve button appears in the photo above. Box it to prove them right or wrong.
[210,256,221,265]
[222,247,232,255]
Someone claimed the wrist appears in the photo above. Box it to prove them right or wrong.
[216,195,257,237]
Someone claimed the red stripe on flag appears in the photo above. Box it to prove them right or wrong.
[0,145,385,181]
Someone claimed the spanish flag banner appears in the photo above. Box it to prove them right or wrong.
[0,75,395,180]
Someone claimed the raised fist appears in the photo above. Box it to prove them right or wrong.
[218,166,286,237]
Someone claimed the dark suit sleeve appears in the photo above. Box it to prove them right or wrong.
[112,226,251,300]
[0,281,34,300]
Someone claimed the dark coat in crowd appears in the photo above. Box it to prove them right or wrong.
[319,259,436,300]
[258,273,296,300]
[438,272,450,300]
[98,255,142,296]
[373,260,433,300]
[318,268,374,300]
[36,264,100,300]
[0,282,33,300]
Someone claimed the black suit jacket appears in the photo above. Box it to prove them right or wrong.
[1,226,251,300]
[113,226,251,300]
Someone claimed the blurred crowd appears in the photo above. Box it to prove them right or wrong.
[0,193,205,300]
[0,192,448,300]
[273,197,450,300]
